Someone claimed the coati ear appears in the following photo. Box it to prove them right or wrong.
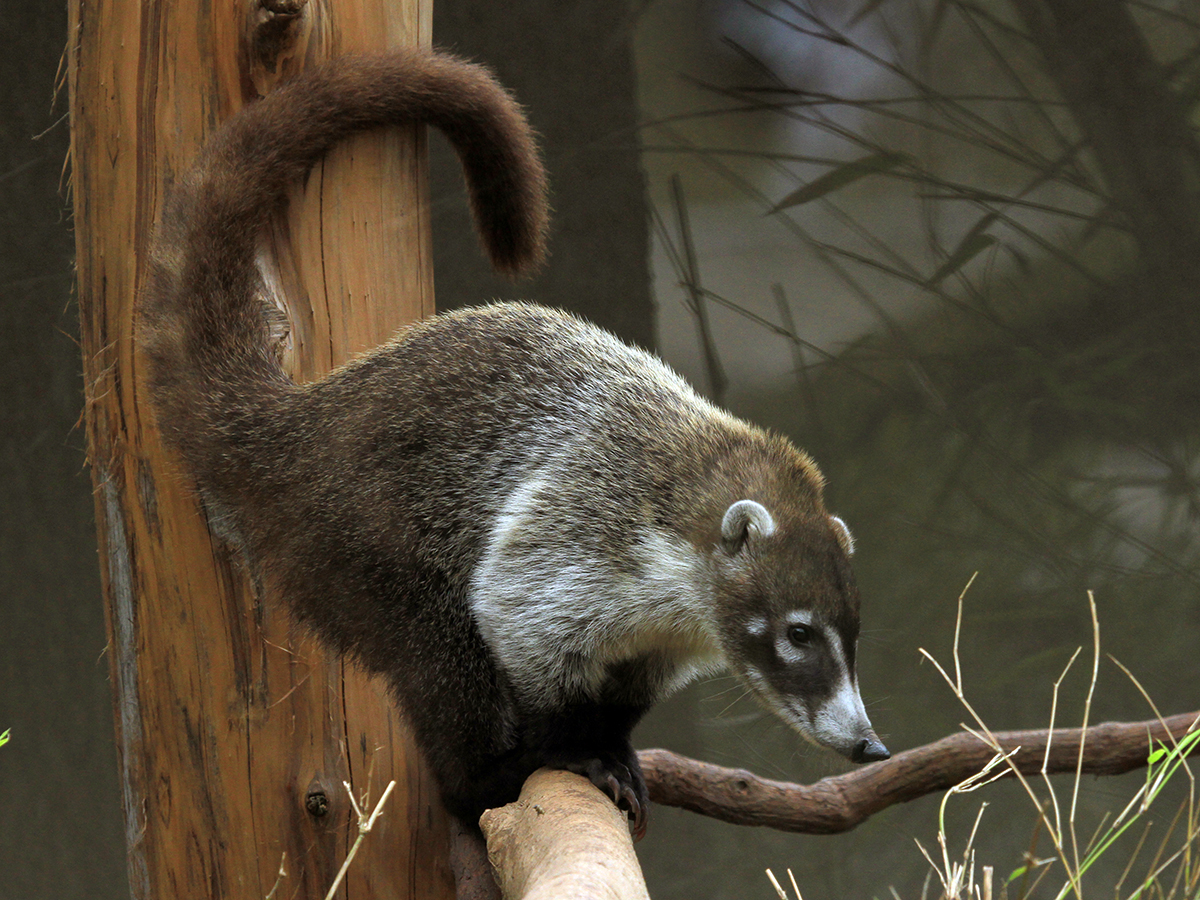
[721,500,777,554]
[830,515,855,556]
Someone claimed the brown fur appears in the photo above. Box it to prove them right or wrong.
[138,49,883,838]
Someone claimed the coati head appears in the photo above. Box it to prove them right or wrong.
[714,499,889,764]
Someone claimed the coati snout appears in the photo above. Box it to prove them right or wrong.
[716,500,889,764]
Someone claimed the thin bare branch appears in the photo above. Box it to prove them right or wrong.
[639,711,1200,834]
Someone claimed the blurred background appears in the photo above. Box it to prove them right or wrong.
[3,0,1198,897]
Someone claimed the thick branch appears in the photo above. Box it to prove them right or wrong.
[480,770,649,900]
[640,710,1200,833]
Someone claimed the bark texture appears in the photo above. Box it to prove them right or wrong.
[640,710,1200,832]
[480,770,651,900]
[67,2,452,897]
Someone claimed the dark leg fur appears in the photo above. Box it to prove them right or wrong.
[523,701,649,839]
[445,701,650,840]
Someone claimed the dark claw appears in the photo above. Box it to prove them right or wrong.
[558,757,648,840]
[602,771,623,806]
[622,785,646,841]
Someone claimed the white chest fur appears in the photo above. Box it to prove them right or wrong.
[468,473,726,710]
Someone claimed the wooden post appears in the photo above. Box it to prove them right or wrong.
[66,2,453,898]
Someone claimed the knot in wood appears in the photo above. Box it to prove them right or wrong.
[305,788,329,817]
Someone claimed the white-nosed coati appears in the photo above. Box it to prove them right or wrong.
[139,48,889,839]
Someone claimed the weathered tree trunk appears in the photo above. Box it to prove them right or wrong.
[67,2,454,898]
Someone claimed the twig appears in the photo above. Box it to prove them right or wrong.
[667,174,728,403]
[766,868,789,900]
[322,780,397,900]
[1065,591,1101,896]
[639,710,1200,834]
[264,853,287,900]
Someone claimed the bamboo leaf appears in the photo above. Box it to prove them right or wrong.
[848,0,894,27]
[770,151,912,211]
[926,212,1001,286]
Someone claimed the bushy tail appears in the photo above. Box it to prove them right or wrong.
[138,49,548,486]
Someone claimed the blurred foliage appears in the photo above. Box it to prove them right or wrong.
[651,0,1200,634]
[641,2,1200,897]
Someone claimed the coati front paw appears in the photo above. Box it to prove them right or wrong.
[554,755,648,841]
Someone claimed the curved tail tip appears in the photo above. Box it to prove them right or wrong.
[487,228,549,280]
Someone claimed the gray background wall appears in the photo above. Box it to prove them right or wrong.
[1,2,128,896]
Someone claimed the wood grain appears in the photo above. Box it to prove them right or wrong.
[67,1,450,897]
[481,770,650,900]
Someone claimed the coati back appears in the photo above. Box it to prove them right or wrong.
[139,49,888,838]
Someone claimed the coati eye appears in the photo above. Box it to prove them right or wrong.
[787,624,814,647]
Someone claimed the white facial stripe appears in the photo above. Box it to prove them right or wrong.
[745,616,769,638]
[825,623,848,672]
[810,629,870,751]
[812,672,870,749]
[785,610,814,628]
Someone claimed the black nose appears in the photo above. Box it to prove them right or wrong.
[851,737,890,763]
